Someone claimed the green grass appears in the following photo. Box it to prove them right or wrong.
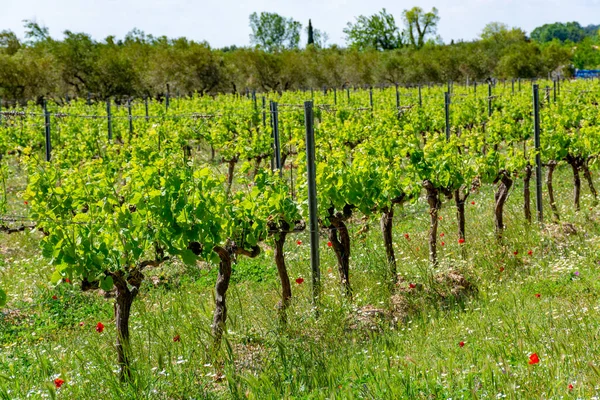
[2,164,600,399]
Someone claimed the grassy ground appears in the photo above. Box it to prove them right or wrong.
[1,162,600,399]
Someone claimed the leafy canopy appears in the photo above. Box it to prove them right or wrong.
[249,12,302,52]
[402,7,440,49]
[344,8,404,51]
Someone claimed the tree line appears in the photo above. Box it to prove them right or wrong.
[0,9,597,103]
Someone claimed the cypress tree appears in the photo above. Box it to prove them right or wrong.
[307,19,314,45]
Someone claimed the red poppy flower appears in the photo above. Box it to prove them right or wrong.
[528,250,533,256]
[24,201,28,205]
[535,293,541,298]
[404,233,410,240]
[409,283,416,289]
[471,201,475,205]
[513,251,518,255]
[459,341,465,347]
[441,242,445,246]
[499,267,505,272]
[96,322,104,333]
[568,384,574,390]
[296,240,302,245]
[79,322,85,327]
[439,216,443,220]
[528,353,539,365]
[440,233,445,237]
[64,278,71,284]
[54,378,65,388]
[295,277,304,285]
[173,335,181,342]
[52,295,58,300]
[327,241,333,247]
[458,238,465,244]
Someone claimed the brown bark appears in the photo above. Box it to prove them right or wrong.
[424,180,440,267]
[547,160,560,221]
[252,156,263,179]
[566,156,582,211]
[273,229,291,317]
[212,245,232,344]
[328,209,352,298]
[494,171,513,240]
[211,243,260,346]
[454,189,468,241]
[225,158,237,196]
[582,160,598,206]
[111,270,143,381]
[380,206,396,286]
[523,164,533,223]
[269,220,305,322]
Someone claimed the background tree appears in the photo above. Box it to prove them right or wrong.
[23,20,51,44]
[54,31,99,96]
[583,24,600,38]
[531,22,586,43]
[306,21,328,49]
[249,12,302,52]
[343,8,403,51]
[479,22,528,73]
[0,31,21,55]
[402,7,440,49]
[572,38,600,69]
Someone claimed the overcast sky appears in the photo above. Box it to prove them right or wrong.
[1,0,599,47]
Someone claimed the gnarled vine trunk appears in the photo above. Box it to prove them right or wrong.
[572,163,581,211]
[582,159,598,206]
[252,156,263,179]
[494,171,513,241]
[566,155,583,211]
[424,180,440,266]
[112,270,143,381]
[380,206,396,286]
[328,207,352,298]
[523,164,533,223]
[547,160,559,221]
[211,243,260,346]
[270,220,305,322]
[212,245,233,344]
[225,157,238,197]
[454,188,469,241]
[273,231,291,312]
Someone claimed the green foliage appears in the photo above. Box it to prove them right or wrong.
[1,77,600,397]
[249,12,302,52]
[572,38,600,69]
[0,30,21,55]
[402,7,440,49]
[343,8,404,51]
[531,21,586,43]
[0,17,593,101]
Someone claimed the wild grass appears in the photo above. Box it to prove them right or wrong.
[1,164,600,399]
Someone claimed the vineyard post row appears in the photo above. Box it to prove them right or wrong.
[17,76,569,168]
